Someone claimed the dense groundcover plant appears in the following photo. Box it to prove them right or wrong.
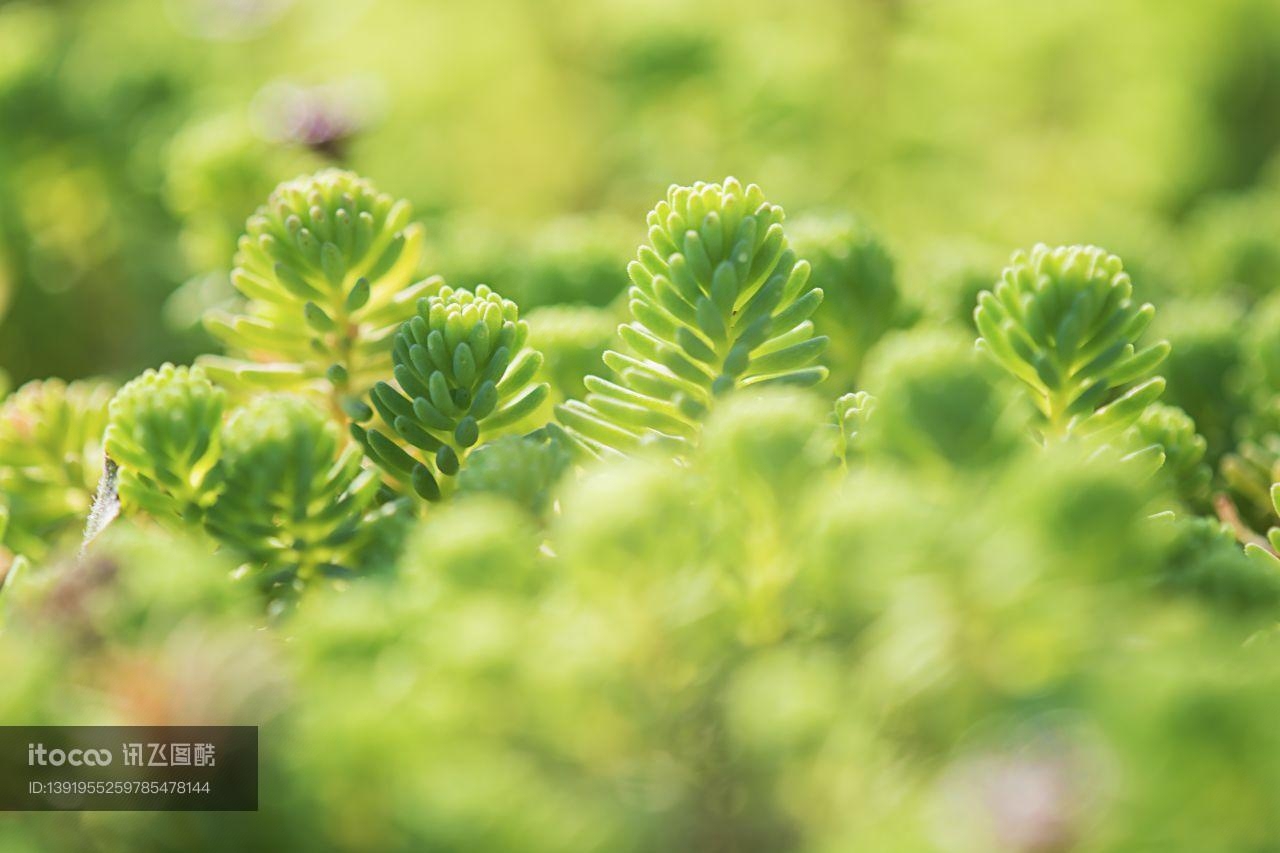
[5,169,1280,852]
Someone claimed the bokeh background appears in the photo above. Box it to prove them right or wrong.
[4,0,1280,386]
[8,3,1280,851]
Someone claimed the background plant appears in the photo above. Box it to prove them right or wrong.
[790,213,912,391]
[4,386,1277,851]
[0,379,113,561]
[205,394,397,595]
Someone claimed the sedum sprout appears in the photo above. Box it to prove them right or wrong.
[205,395,391,593]
[833,390,875,467]
[105,363,226,522]
[201,169,431,418]
[353,284,549,501]
[975,244,1170,442]
[555,178,827,459]
[1131,403,1212,511]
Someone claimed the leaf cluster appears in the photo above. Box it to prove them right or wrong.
[556,178,827,459]
[975,244,1170,441]
[201,169,431,414]
[353,284,549,501]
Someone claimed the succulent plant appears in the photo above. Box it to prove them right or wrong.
[164,114,320,274]
[205,395,392,592]
[353,284,549,501]
[1159,514,1280,614]
[1131,403,1212,511]
[555,179,827,459]
[1241,290,1280,399]
[104,364,226,523]
[201,169,431,419]
[975,244,1170,442]
[6,144,1280,852]
[833,390,875,466]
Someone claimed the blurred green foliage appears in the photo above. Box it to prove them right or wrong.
[0,379,113,560]
[5,0,1280,387]
[8,389,1280,850]
[5,0,1280,850]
